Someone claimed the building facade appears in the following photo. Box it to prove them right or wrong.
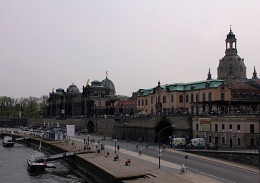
[46,75,121,118]
[137,79,232,115]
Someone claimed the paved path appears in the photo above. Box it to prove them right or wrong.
[68,137,221,183]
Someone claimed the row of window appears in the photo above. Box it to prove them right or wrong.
[196,124,255,133]
[207,136,255,146]
[138,92,225,106]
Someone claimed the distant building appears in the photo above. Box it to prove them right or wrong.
[137,28,260,115]
[46,75,118,118]
[46,74,136,118]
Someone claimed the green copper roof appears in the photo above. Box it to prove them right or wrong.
[138,80,225,96]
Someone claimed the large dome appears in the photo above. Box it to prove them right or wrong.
[101,77,116,95]
[67,83,80,93]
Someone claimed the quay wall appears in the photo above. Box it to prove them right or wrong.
[10,133,120,183]
[184,150,260,167]
[26,116,192,143]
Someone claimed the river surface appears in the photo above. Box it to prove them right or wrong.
[0,138,88,183]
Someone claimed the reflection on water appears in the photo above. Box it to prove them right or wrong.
[0,139,87,183]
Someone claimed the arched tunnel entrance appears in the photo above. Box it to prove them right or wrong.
[86,121,95,133]
[155,120,174,144]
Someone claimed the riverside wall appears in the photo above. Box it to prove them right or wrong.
[9,133,120,183]
[26,115,193,143]
[184,150,260,167]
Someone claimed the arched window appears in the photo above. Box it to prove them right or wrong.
[227,42,230,49]
[202,93,206,101]
[196,94,199,102]
[232,42,236,49]
[208,92,212,101]
[179,95,183,103]
[186,95,189,103]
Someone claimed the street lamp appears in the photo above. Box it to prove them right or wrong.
[87,135,90,146]
[158,124,175,168]
[114,139,117,153]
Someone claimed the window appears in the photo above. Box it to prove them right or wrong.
[151,96,153,104]
[196,94,199,102]
[145,99,148,105]
[229,124,232,132]
[215,124,218,132]
[250,124,255,133]
[138,100,140,106]
[158,96,160,103]
[222,124,225,131]
[196,124,199,131]
[202,93,206,101]
[191,94,194,102]
[186,95,189,103]
[238,138,241,146]
[237,124,240,132]
[251,138,254,146]
[179,95,183,103]
[209,136,212,143]
[222,137,225,144]
[208,92,212,101]
[141,99,144,106]
[227,42,230,49]
[163,96,167,103]
[221,93,225,101]
[171,95,174,103]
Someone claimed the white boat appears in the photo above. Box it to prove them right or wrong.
[27,151,56,172]
[2,136,15,147]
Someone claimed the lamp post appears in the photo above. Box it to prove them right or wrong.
[87,135,90,146]
[114,139,117,153]
[158,125,175,169]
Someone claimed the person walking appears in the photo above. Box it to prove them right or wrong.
[117,144,120,151]
[180,164,185,174]
[139,148,142,155]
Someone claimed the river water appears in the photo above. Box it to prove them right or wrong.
[0,138,88,183]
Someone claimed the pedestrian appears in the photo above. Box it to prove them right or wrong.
[136,143,139,149]
[139,148,142,155]
[84,138,86,144]
[117,144,120,151]
[180,164,185,174]
[145,142,149,149]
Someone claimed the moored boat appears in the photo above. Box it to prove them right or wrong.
[27,151,55,172]
[2,136,15,147]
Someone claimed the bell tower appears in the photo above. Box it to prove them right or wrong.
[225,26,237,55]
[217,26,247,84]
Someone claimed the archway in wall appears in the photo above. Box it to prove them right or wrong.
[87,121,95,133]
[155,120,173,144]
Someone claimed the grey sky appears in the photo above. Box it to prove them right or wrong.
[1,0,260,98]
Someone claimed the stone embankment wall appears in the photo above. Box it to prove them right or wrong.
[27,118,87,129]
[10,133,120,183]
[185,150,259,167]
[27,115,192,143]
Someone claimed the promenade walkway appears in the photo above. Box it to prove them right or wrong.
[4,129,258,182]
[64,137,221,183]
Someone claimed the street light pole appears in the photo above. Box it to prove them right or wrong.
[158,125,175,169]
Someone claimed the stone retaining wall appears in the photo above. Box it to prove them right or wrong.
[9,133,120,183]
[185,150,259,167]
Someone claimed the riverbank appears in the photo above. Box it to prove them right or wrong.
[4,131,221,183]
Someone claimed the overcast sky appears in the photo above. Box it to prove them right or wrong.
[1,0,260,98]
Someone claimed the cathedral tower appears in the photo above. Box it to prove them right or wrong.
[217,26,247,84]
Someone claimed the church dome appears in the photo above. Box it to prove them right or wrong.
[101,77,116,95]
[67,83,80,93]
